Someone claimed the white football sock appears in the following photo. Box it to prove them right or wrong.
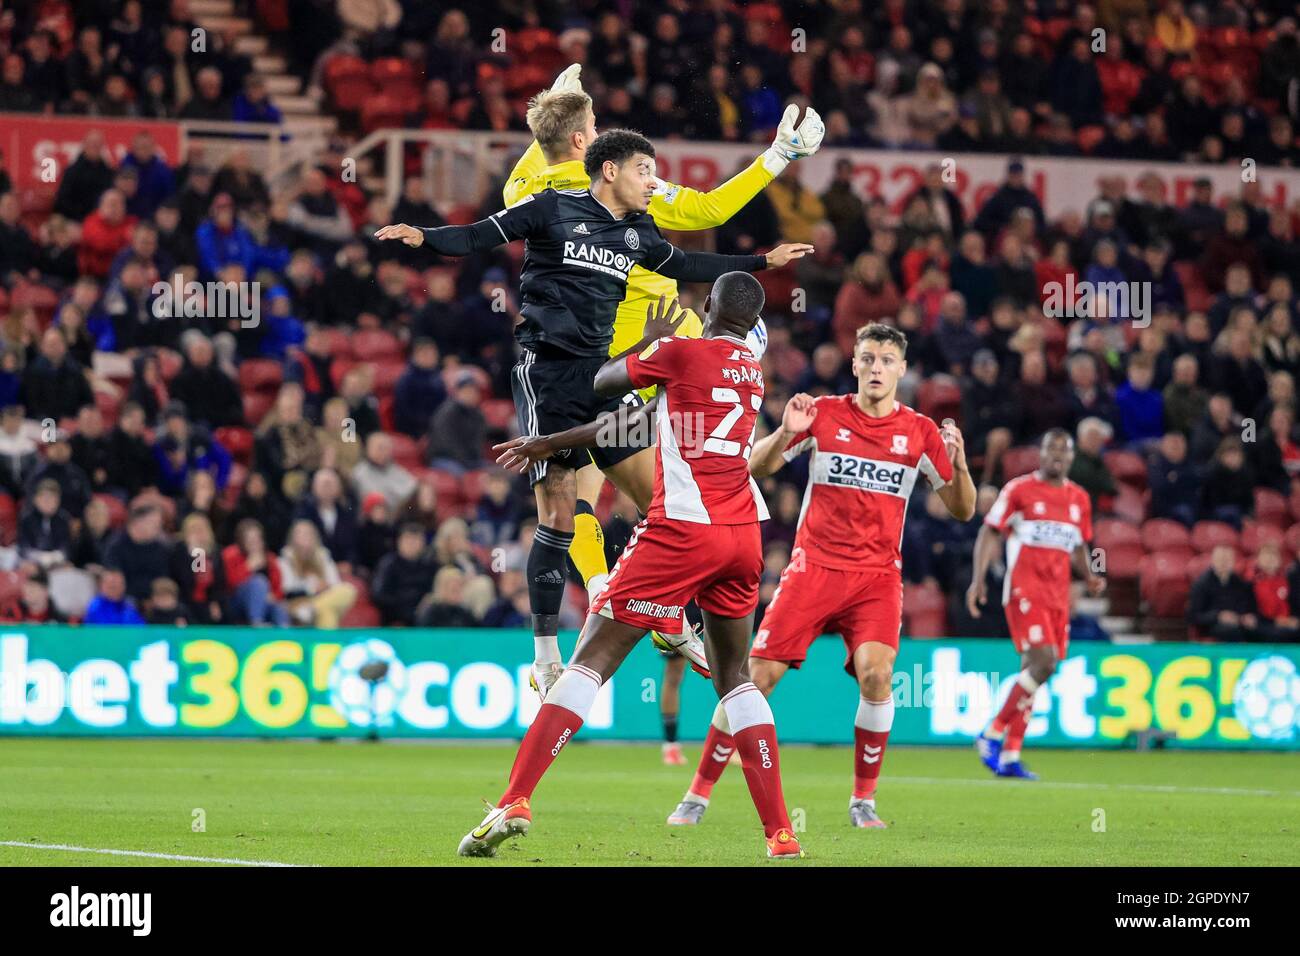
[533,634,560,665]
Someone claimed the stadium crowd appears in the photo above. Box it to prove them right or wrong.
[3,1,1300,640]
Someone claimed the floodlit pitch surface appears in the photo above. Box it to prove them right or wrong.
[0,739,1296,866]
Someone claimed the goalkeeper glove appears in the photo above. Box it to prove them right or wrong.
[551,63,583,95]
[762,104,826,175]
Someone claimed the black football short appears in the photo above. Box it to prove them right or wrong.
[511,346,648,485]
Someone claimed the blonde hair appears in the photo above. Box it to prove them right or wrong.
[526,89,593,161]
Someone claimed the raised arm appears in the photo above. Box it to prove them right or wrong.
[375,191,553,256]
[749,393,816,478]
[592,295,687,397]
[493,396,660,474]
[934,420,977,521]
[649,105,825,230]
[643,238,813,283]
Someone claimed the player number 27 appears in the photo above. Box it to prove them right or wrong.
[704,387,761,458]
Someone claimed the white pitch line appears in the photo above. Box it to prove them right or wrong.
[0,841,304,867]
[886,776,1300,798]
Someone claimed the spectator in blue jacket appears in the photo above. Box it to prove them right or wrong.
[194,192,286,279]
[82,568,145,625]
[232,75,283,124]
[393,339,446,437]
[1116,354,1165,445]
[119,131,175,219]
[152,402,232,496]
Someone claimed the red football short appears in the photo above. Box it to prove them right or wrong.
[1004,590,1070,656]
[751,555,903,676]
[590,518,763,633]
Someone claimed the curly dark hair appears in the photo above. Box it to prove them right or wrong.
[583,129,655,180]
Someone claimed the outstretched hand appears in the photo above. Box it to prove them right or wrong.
[643,295,686,341]
[374,223,424,247]
[765,243,815,267]
[783,393,817,433]
[492,435,555,474]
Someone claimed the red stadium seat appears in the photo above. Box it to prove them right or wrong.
[1076,125,1107,153]
[1140,517,1190,553]
[326,72,374,113]
[902,581,947,638]
[1094,518,1141,552]
[459,469,488,505]
[0,570,23,605]
[413,467,463,508]
[94,388,121,426]
[242,392,275,428]
[238,358,284,394]
[377,394,396,432]
[361,94,413,133]
[215,427,255,466]
[371,359,406,397]
[1111,485,1148,523]
[0,493,16,545]
[1103,449,1147,490]
[329,357,358,391]
[10,281,60,322]
[1000,446,1040,481]
[1254,488,1288,527]
[1139,549,1192,604]
[221,463,249,509]
[351,329,403,361]
[323,54,370,88]
[916,377,962,427]
[318,327,352,358]
[483,398,517,432]
[369,57,422,99]
[388,433,423,470]
[340,598,381,628]
[1191,520,1239,553]
[1103,542,1144,579]
[1240,520,1284,555]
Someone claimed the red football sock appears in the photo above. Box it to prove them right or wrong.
[722,684,792,838]
[732,725,791,837]
[1003,705,1031,759]
[853,697,894,800]
[499,666,600,806]
[687,724,736,799]
[990,671,1039,734]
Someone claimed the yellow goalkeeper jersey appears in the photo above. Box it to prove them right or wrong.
[502,140,774,356]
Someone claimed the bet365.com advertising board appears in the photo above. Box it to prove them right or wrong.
[0,627,1297,749]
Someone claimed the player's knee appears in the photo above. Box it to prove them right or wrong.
[858,661,895,698]
[749,663,780,695]
[1027,654,1057,684]
[988,427,1012,450]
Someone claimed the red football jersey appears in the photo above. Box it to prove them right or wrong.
[625,334,770,525]
[781,396,954,571]
[984,472,1092,611]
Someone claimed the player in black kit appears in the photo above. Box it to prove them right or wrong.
[377,129,811,698]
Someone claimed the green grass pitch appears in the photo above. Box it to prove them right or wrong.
[1,738,1297,866]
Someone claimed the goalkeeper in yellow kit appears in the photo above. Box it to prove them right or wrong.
[502,64,824,686]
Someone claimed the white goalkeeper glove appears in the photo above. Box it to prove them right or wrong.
[551,63,583,95]
[762,104,826,175]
